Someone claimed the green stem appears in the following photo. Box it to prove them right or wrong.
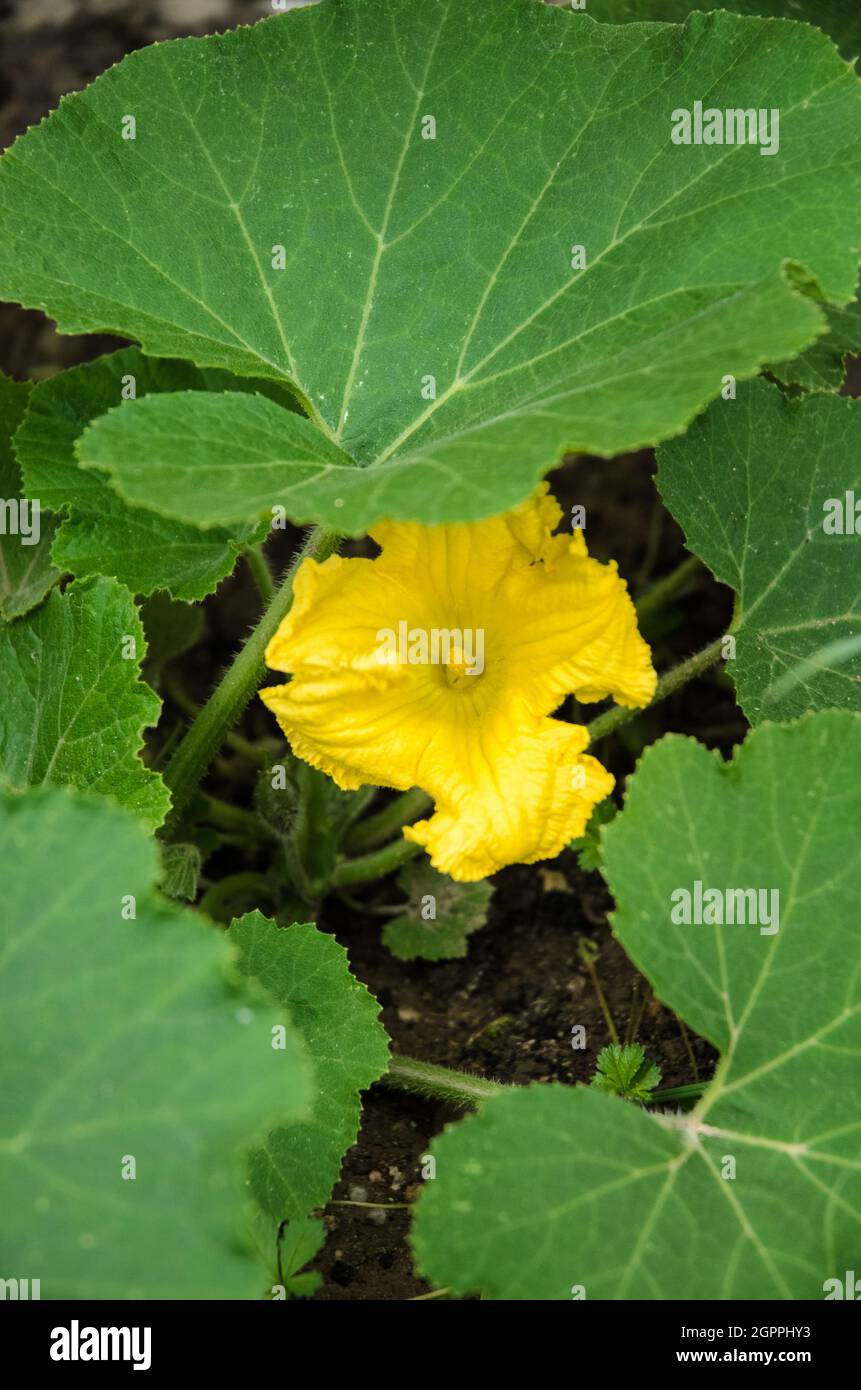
[198,870,272,921]
[202,794,276,841]
[586,637,724,745]
[635,553,702,622]
[164,674,273,768]
[578,938,619,1046]
[382,1055,505,1109]
[383,1054,708,1111]
[163,526,340,830]
[649,1082,707,1106]
[331,835,422,887]
[244,542,275,604]
[344,786,433,854]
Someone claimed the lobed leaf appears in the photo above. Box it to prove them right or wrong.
[383,860,492,962]
[413,712,861,1299]
[230,912,390,1226]
[0,575,170,827]
[13,349,283,599]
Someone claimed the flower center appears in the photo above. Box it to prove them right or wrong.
[444,655,478,688]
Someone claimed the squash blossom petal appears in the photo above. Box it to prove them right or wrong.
[260,486,656,882]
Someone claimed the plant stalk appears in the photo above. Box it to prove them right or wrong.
[331,835,422,887]
[382,1054,708,1111]
[203,794,276,841]
[635,553,703,622]
[586,637,724,745]
[198,870,272,921]
[162,525,340,830]
[382,1055,505,1109]
[343,786,433,854]
[244,542,275,604]
[650,1082,707,1106]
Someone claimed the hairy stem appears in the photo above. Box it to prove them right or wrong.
[382,1054,708,1111]
[344,786,433,854]
[162,526,340,829]
[244,542,275,604]
[382,1055,505,1109]
[164,674,277,769]
[586,637,724,745]
[635,553,703,622]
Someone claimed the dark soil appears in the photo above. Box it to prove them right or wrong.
[0,0,758,1302]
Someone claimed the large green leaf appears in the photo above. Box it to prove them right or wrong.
[578,5,861,394]
[229,912,389,1227]
[0,372,60,620]
[0,576,170,827]
[585,0,861,60]
[657,379,861,723]
[413,713,861,1300]
[0,786,312,1299]
[13,349,282,599]
[2,3,860,531]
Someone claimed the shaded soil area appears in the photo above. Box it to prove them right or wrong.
[0,0,759,1302]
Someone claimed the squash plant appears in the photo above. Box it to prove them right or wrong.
[1,0,860,1300]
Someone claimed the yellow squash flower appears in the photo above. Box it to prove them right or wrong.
[260,487,656,882]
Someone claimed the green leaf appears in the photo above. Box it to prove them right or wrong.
[250,1209,325,1299]
[158,840,202,901]
[0,371,60,620]
[13,349,279,599]
[413,712,861,1299]
[230,912,390,1225]
[383,860,492,961]
[591,1043,661,1103]
[585,0,861,62]
[140,590,204,683]
[568,796,617,872]
[2,5,860,531]
[278,1217,325,1299]
[769,291,861,392]
[79,389,371,531]
[657,379,861,723]
[0,785,312,1299]
[0,575,170,827]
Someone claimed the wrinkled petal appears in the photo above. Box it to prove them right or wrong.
[504,531,656,713]
[403,709,614,881]
[265,553,435,674]
[260,485,655,881]
[260,664,437,791]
